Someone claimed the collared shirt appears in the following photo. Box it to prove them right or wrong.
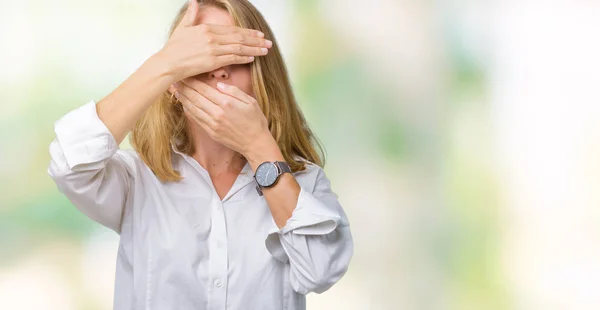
[47,100,353,310]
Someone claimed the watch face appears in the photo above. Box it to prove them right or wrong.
[255,162,279,187]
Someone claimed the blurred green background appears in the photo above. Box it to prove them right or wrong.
[2,0,600,309]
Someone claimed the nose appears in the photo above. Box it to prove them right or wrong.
[209,67,229,80]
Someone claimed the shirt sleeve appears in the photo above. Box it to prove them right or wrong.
[264,165,354,294]
[47,100,135,234]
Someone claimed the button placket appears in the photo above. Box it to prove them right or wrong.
[208,197,228,310]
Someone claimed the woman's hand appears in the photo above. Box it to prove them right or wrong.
[158,0,272,81]
[169,79,277,158]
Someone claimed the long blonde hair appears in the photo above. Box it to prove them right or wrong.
[130,0,325,182]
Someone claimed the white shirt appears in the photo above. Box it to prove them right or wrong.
[47,100,353,310]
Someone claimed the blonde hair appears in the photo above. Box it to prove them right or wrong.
[130,0,325,182]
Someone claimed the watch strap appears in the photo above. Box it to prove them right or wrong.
[275,161,291,174]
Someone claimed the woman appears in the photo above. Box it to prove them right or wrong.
[48,0,353,309]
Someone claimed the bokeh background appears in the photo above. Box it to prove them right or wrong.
[1,0,600,309]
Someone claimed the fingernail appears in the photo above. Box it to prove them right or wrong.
[261,47,268,54]
[265,40,272,47]
[174,91,180,99]
[249,56,255,61]
[217,82,226,90]
[173,82,180,88]
[257,31,265,38]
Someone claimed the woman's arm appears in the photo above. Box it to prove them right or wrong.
[247,135,353,294]
[47,46,177,233]
[96,55,176,145]
[48,100,137,233]
[47,54,175,233]
[260,160,353,295]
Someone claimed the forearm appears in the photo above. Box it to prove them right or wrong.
[256,150,353,294]
[96,53,177,145]
[245,134,300,228]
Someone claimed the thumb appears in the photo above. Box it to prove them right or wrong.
[182,0,199,27]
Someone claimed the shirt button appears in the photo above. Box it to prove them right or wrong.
[216,240,223,248]
[215,280,223,288]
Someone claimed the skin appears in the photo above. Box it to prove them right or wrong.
[169,4,300,228]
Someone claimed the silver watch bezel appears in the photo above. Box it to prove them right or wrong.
[254,161,280,188]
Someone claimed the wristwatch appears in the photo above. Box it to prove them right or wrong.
[254,161,291,196]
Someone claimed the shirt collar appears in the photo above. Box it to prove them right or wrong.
[170,140,256,201]
[170,140,251,172]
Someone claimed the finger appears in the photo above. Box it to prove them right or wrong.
[203,24,264,38]
[213,33,272,48]
[176,90,215,127]
[176,81,222,117]
[182,0,200,27]
[213,44,268,57]
[184,102,218,138]
[216,82,256,105]
[183,79,237,108]
[214,54,255,68]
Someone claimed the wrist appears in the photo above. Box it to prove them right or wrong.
[146,51,179,85]
[245,133,284,172]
